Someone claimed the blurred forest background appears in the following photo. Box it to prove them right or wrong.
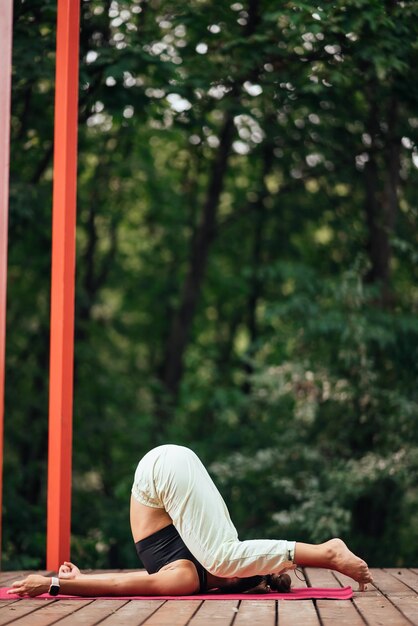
[4,0,418,570]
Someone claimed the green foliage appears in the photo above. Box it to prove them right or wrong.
[4,0,418,569]
[206,266,418,565]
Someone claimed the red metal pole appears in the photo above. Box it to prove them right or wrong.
[0,0,14,566]
[47,0,80,571]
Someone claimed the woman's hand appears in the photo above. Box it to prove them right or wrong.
[58,561,82,579]
[7,575,50,597]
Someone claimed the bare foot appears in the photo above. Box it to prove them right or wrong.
[327,539,373,588]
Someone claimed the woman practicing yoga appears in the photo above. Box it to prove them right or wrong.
[9,444,372,597]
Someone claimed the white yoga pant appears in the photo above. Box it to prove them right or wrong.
[131,444,295,578]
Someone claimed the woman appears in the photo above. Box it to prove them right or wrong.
[9,445,372,597]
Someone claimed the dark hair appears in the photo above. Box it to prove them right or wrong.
[221,573,292,594]
[263,573,292,593]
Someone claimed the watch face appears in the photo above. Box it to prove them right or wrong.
[49,584,60,596]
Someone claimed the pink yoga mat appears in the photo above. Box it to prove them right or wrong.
[0,586,353,601]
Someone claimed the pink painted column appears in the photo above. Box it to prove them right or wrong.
[0,1,14,564]
[47,0,80,571]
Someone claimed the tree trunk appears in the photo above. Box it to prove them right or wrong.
[242,142,274,394]
[161,114,235,397]
[364,95,400,306]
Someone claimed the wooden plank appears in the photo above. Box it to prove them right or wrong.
[142,600,201,626]
[234,600,275,626]
[4,600,95,626]
[354,595,412,626]
[384,569,418,593]
[0,599,56,626]
[189,599,238,626]
[278,600,320,626]
[289,568,309,588]
[96,600,165,626]
[45,600,128,626]
[370,569,416,596]
[0,601,20,612]
[316,599,366,625]
[304,567,341,588]
[331,570,358,587]
[386,596,418,626]
[0,571,53,586]
[0,572,28,586]
[304,566,366,625]
[373,569,418,625]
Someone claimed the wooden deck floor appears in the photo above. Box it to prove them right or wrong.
[1,568,417,625]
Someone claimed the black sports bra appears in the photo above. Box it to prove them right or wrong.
[135,524,207,592]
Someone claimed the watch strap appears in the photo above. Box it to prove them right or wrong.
[48,576,60,596]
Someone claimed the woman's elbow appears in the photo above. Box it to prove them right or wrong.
[158,570,199,596]
[178,575,200,596]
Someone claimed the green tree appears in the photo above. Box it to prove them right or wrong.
[4,0,418,569]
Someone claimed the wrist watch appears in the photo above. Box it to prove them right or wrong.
[48,576,60,596]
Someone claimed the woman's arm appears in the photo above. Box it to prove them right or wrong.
[58,562,127,582]
[8,565,199,597]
